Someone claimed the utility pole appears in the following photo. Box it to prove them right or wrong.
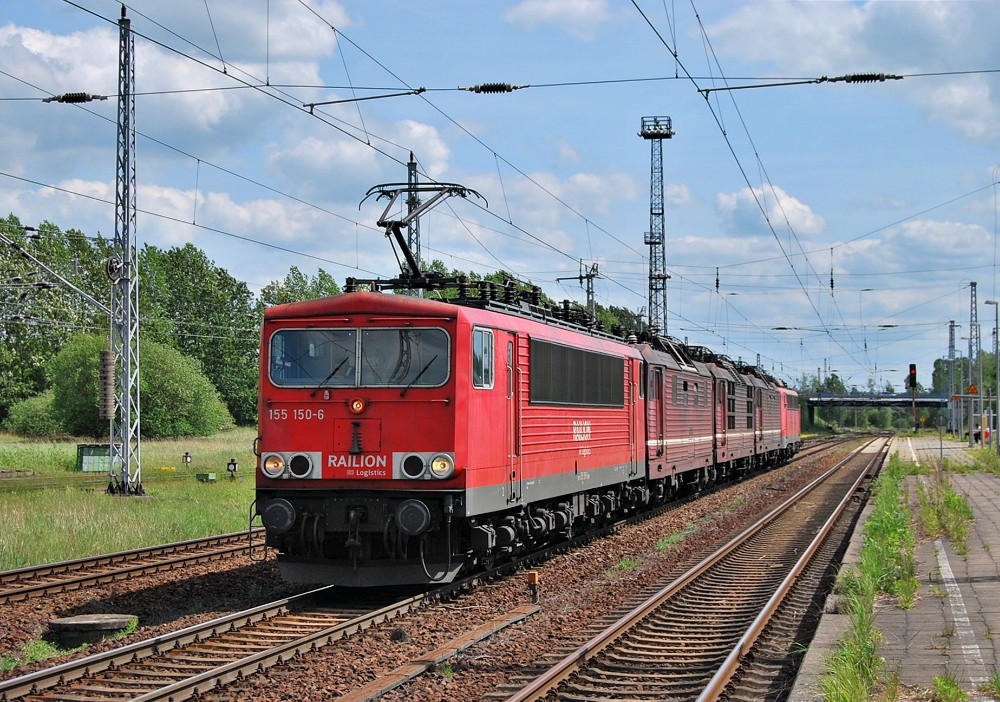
[26,5,141,494]
[556,261,601,319]
[109,5,142,494]
[639,116,673,335]
[948,320,957,434]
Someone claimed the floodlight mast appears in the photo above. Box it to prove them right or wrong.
[639,116,674,335]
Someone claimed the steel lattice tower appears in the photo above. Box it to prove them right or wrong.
[109,6,141,494]
[405,152,422,297]
[639,116,673,335]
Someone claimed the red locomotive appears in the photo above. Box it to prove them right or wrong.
[254,286,800,586]
[253,183,800,586]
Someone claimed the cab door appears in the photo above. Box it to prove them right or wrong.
[504,335,522,503]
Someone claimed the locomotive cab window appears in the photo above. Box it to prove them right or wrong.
[270,329,357,387]
[472,328,494,389]
[269,327,449,389]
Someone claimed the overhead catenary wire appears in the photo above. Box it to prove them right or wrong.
[14,2,988,381]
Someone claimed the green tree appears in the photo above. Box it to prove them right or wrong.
[258,265,342,306]
[139,341,235,436]
[0,216,111,422]
[47,333,233,437]
[141,244,259,425]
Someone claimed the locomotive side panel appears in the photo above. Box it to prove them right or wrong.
[779,386,802,456]
[511,335,641,501]
[458,309,643,519]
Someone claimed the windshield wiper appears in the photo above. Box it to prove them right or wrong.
[400,355,438,397]
[310,357,349,397]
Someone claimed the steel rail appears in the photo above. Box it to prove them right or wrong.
[0,585,437,702]
[503,436,883,702]
[0,529,264,603]
[695,437,888,701]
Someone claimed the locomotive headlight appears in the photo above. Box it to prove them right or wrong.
[261,453,285,478]
[349,397,366,415]
[401,454,426,479]
[288,453,313,479]
[429,453,454,479]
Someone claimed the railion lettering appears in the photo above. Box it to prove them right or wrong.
[327,454,388,469]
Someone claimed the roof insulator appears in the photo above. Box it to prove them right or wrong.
[42,92,109,103]
[822,73,903,84]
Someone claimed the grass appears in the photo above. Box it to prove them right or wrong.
[916,472,974,555]
[0,428,257,570]
[655,524,697,550]
[820,449,985,701]
[819,570,883,702]
[978,670,1000,697]
[604,556,642,579]
[0,617,137,671]
[0,638,88,671]
[931,673,968,702]
[820,454,919,701]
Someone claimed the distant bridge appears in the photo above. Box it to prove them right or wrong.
[806,392,950,424]
[806,392,950,409]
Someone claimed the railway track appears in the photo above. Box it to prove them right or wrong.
[0,585,431,702]
[0,438,858,701]
[0,530,264,604]
[495,436,887,701]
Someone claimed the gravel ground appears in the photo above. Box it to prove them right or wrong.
[0,449,845,701]
[218,453,843,702]
[0,556,311,681]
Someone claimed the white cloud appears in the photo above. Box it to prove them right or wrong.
[392,121,452,180]
[123,0,347,63]
[707,1,1000,145]
[666,183,693,208]
[716,185,824,237]
[881,218,986,269]
[504,0,612,40]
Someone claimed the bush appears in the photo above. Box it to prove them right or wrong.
[140,342,235,436]
[47,334,234,438]
[47,335,105,436]
[1,390,62,436]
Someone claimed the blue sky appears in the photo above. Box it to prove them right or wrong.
[2,1,999,391]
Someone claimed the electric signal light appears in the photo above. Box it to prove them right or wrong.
[908,363,916,389]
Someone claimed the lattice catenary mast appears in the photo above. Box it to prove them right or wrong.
[639,116,674,335]
[109,6,142,494]
[405,152,422,297]
[949,319,957,432]
[969,282,982,447]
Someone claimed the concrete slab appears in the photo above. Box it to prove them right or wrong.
[48,613,137,648]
